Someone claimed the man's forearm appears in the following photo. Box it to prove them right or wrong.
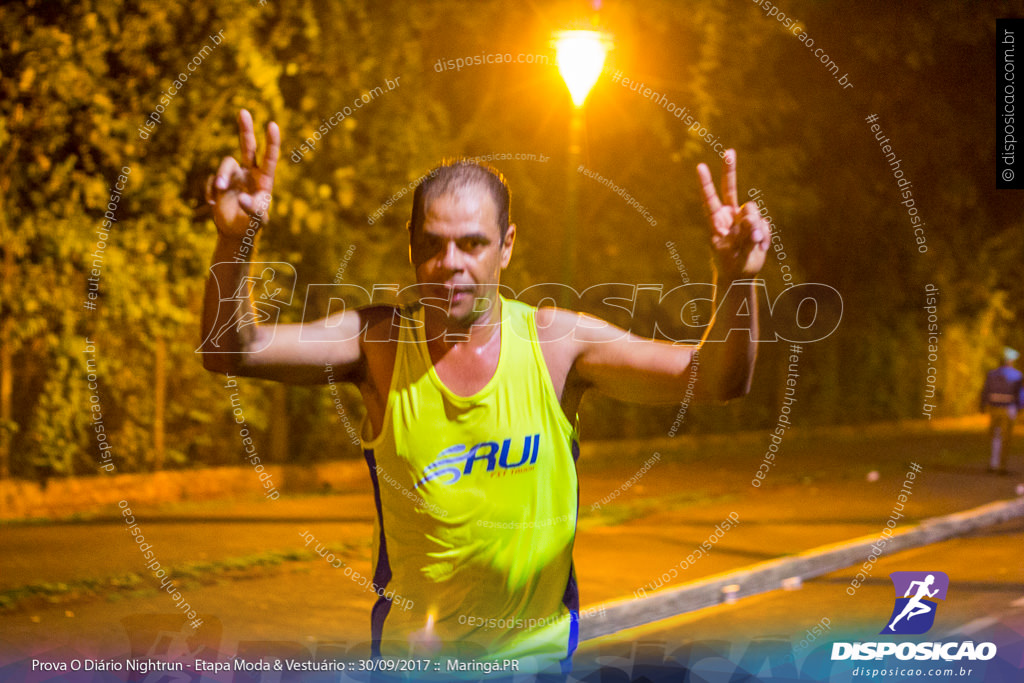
[695,279,758,400]
[200,236,258,373]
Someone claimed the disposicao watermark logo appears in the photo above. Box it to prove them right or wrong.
[881,571,948,635]
[832,570,998,663]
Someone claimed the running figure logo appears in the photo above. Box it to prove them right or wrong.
[880,571,949,635]
[198,262,294,353]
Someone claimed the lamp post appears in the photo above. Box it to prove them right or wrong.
[554,30,610,307]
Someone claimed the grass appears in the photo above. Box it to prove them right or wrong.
[0,545,352,613]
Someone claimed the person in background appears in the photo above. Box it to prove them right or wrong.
[980,347,1023,474]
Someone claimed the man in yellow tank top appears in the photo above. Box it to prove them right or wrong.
[201,110,771,677]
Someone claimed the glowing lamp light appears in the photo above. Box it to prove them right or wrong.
[555,30,610,107]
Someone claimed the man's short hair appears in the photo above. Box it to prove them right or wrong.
[408,159,511,239]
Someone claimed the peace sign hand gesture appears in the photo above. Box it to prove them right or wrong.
[205,109,280,239]
[696,149,770,279]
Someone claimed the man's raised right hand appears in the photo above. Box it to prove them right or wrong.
[205,109,280,238]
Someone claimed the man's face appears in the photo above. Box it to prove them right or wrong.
[410,186,515,328]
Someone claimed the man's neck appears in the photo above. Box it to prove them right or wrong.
[423,296,503,351]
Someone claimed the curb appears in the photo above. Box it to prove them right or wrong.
[579,496,1024,641]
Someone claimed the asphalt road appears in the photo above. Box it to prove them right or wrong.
[576,519,1024,681]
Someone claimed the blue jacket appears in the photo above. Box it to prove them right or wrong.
[980,365,1024,411]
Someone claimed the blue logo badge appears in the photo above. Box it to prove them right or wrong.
[415,434,540,488]
[880,571,949,635]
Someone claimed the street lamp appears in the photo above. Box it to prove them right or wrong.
[555,30,610,107]
[554,29,611,305]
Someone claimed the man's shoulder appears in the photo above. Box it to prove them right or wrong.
[525,302,585,343]
[358,303,399,324]
[356,304,407,344]
[500,295,537,315]
[500,295,555,330]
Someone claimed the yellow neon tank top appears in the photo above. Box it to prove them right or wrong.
[360,295,580,672]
